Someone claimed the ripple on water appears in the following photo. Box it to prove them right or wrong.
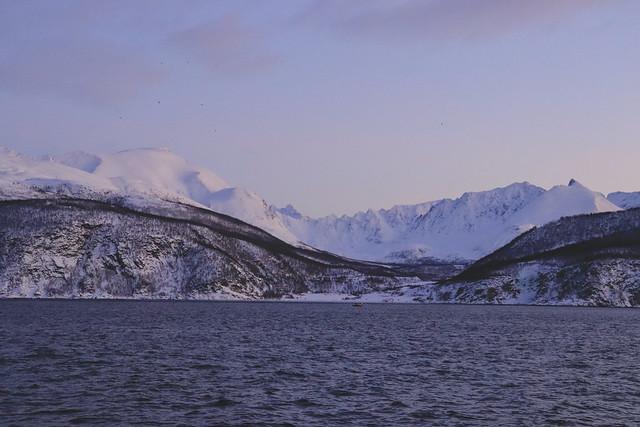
[26,346,61,360]
[207,397,238,408]
[1,301,640,426]
[293,398,320,407]
[329,389,355,397]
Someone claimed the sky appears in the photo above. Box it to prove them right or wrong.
[1,0,639,216]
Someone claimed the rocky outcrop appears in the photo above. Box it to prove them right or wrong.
[424,209,640,306]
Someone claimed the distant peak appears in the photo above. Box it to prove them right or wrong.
[278,204,303,219]
[568,178,580,187]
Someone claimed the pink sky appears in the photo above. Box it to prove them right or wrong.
[1,0,639,215]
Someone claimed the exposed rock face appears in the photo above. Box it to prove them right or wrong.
[0,199,413,299]
[423,259,640,306]
[423,209,640,306]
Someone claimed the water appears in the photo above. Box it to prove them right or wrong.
[1,301,640,426]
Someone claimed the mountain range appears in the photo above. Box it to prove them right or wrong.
[2,146,640,305]
[1,147,633,262]
[0,197,415,300]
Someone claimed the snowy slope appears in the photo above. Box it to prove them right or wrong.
[608,192,640,209]
[280,201,439,261]
[52,148,297,242]
[512,179,620,225]
[439,208,640,307]
[205,187,297,242]
[409,182,546,260]
[289,180,621,262]
[57,148,229,199]
[408,180,619,260]
[0,147,118,199]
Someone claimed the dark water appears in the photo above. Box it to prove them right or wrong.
[1,301,640,426]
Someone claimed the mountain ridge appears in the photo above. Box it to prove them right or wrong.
[2,146,640,305]
[0,146,631,263]
[426,208,640,306]
[0,197,418,299]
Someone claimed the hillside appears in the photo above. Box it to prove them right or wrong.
[423,209,640,306]
[0,198,417,299]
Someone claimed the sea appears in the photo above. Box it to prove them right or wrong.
[1,300,639,426]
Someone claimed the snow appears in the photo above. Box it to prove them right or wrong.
[281,200,440,261]
[285,179,619,262]
[205,187,298,242]
[277,204,303,219]
[50,151,102,173]
[57,147,229,200]
[608,191,640,209]
[281,283,436,303]
[0,147,115,191]
[511,179,620,226]
[50,148,298,242]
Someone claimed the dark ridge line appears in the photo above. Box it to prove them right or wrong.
[452,231,640,282]
[446,207,640,283]
[165,198,397,268]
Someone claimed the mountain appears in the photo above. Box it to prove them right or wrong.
[0,147,629,263]
[55,148,229,201]
[408,182,546,260]
[0,147,116,197]
[608,192,640,209]
[3,192,639,305]
[205,187,298,243]
[422,208,640,306]
[511,179,620,225]
[51,148,298,242]
[2,147,640,305]
[0,197,415,299]
[287,180,619,262]
[280,201,439,262]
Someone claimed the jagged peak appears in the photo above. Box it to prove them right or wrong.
[278,204,303,219]
[210,186,262,201]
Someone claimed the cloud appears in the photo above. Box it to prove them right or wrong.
[0,1,278,106]
[0,1,170,106]
[299,0,600,41]
[168,16,281,73]
[0,38,165,106]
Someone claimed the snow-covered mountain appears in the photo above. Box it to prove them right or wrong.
[280,201,439,262]
[608,192,640,210]
[54,148,229,199]
[0,147,116,196]
[280,179,620,262]
[433,207,640,306]
[35,148,298,243]
[0,147,629,263]
[0,147,296,242]
[51,148,297,242]
[0,198,412,300]
[416,178,621,260]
